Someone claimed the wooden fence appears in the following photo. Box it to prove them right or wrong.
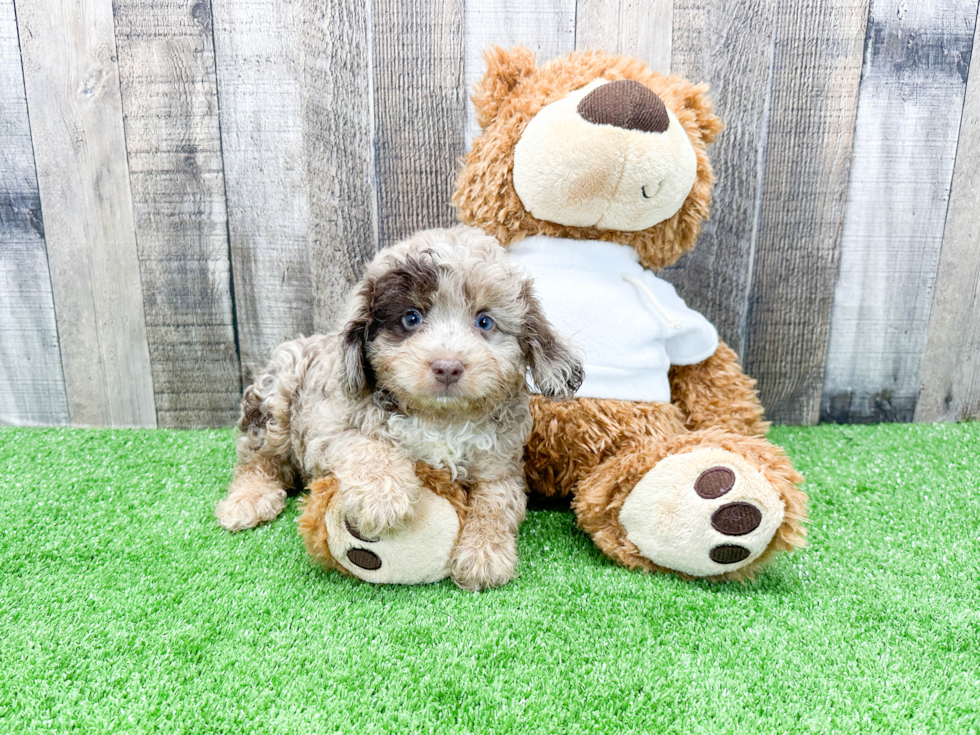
[1,0,979,428]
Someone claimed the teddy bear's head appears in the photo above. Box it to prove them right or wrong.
[454,47,723,271]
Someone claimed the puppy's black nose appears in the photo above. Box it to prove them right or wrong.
[577,79,670,133]
[431,359,464,385]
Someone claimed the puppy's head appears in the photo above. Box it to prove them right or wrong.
[338,226,582,415]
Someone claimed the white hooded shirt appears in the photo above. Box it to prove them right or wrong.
[507,235,718,403]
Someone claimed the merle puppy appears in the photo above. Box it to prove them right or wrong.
[215,226,582,590]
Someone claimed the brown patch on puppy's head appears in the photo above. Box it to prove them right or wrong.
[338,257,440,396]
[366,258,440,343]
[454,47,723,271]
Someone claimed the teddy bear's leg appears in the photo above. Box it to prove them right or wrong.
[668,341,769,437]
[572,429,807,581]
[525,395,688,498]
[298,465,467,585]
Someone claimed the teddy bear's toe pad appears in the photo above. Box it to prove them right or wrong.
[711,502,762,535]
[618,448,784,576]
[324,487,460,584]
[694,466,735,498]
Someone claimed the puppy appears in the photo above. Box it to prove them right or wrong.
[216,226,583,590]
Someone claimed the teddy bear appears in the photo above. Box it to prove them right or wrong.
[452,46,808,581]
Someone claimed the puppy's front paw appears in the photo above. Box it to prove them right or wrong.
[215,485,286,532]
[339,477,419,539]
[451,534,518,591]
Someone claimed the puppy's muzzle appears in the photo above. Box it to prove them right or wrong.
[431,359,465,386]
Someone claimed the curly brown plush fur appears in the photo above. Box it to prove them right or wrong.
[668,342,769,437]
[525,395,687,497]
[455,47,808,581]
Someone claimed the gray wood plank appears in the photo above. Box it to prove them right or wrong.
[301,0,378,334]
[373,0,466,248]
[916,10,980,423]
[665,0,773,357]
[741,0,870,425]
[575,0,673,73]
[821,0,978,423]
[0,0,68,426]
[463,0,575,146]
[113,0,242,428]
[16,0,156,427]
[211,0,313,385]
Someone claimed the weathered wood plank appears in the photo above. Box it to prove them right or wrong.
[16,0,156,427]
[301,0,377,334]
[373,0,465,248]
[916,10,980,423]
[211,0,313,385]
[821,0,978,423]
[665,0,773,356]
[463,0,575,146]
[575,0,673,73]
[0,0,68,426]
[741,0,870,425]
[113,0,242,428]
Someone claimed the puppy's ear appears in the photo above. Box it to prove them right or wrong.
[337,281,374,398]
[519,282,583,400]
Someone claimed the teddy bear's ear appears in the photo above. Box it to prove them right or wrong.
[472,46,537,129]
[677,81,724,145]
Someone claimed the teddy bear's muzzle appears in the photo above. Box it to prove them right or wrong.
[512,78,699,232]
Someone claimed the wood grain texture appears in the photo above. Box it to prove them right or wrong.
[113,0,242,427]
[211,0,313,386]
[0,0,68,426]
[821,0,978,423]
[666,0,772,357]
[916,8,980,423]
[741,0,870,425]
[301,0,377,334]
[16,0,156,427]
[575,0,673,73]
[463,0,575,146]
[373,0,465,248]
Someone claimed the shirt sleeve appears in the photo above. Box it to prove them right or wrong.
[640,272,719,366]
[665,312,718,365]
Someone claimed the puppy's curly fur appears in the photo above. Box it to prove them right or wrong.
[216,226,583,590]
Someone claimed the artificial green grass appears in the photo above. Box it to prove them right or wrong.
[0,423,978,734]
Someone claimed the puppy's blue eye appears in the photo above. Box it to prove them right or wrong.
[401,309,423,329]
[476,314,495,331]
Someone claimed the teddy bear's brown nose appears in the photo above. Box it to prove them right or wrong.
[577,80,670,133]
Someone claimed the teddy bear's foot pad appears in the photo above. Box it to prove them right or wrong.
[324,487,460,584]
[619,448,784,576]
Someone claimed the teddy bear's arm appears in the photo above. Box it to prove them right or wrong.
[668,341,769,438]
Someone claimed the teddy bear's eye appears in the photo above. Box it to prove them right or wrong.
[476,314,495,331]
[401,309,424,330]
